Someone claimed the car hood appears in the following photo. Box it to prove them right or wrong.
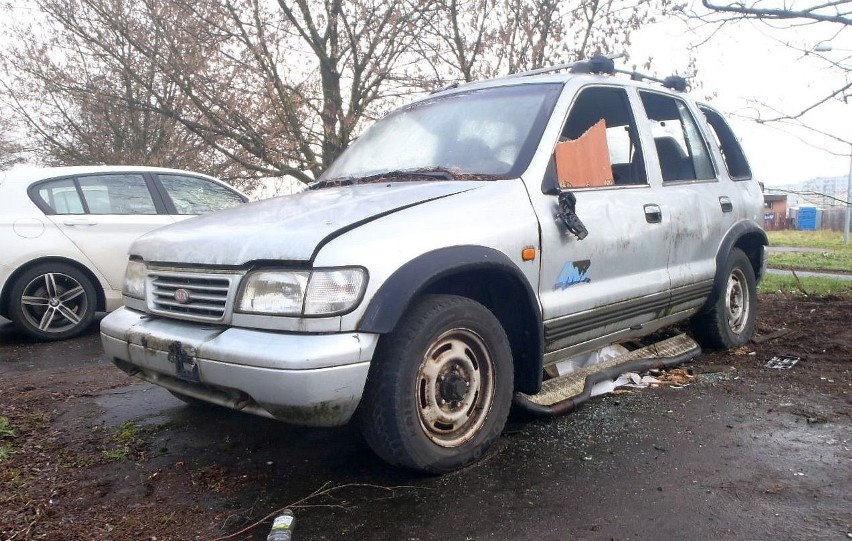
[131,182,482,265]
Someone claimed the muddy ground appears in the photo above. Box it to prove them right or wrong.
[1,294,850,541]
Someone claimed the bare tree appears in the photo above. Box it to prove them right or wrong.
[415,0,671,86]
[0,116,24,170]
[700,0,852,25]
[1,0,670,185]
[0,3,237,179]
[683,0,852,136]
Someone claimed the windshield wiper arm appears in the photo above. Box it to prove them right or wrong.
[308,176,357,190]
[363,168,455,182]
[310,168,455,190]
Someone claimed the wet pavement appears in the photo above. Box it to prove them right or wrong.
[1,312,851,541]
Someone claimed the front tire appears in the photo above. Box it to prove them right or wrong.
[358,294,513,473]
[8,262,97,341]
[690,248,757,349]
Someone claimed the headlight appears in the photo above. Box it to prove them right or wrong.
[238,268,367,316]
[122,260,147,299]
[238,271,309,315]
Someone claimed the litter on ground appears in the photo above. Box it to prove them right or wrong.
[590,368,695,397]
[765,355,800,370]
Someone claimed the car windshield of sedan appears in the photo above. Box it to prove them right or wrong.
[317,83,563,186]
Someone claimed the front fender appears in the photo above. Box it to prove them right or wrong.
[358,245,544,394]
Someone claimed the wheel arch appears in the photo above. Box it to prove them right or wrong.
[1,256,106,318]
[700,220,767,315]
[358,246,544,394]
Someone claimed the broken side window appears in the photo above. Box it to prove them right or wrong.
[699,106,753,180]
[554,86,647,189]
[639,91,716,182]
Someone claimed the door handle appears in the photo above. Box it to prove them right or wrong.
[644,204,662,224]
[62,218,98,226]
[719,196,733,213]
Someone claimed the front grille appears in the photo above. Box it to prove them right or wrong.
[149,271,235,322]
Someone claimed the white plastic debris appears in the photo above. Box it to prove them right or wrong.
[589,372,661,397]
[548,344,629,377]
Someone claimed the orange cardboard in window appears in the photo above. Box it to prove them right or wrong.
[555,120,614,188]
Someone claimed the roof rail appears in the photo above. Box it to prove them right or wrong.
[509,53,690,92]
[431,54,690,94]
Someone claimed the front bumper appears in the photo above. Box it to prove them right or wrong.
[100,307,379,426]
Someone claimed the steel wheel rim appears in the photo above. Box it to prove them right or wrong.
[416,328,496,448]
[20,272,88,334]
[725,268,749,334]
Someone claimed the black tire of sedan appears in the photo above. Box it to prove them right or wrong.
[9,262,97,341]
[358,294,513,474]
[690,248,757,350]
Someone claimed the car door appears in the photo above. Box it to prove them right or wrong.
[532,85,673,355]
[36,173,175,290]
[636,91,737,313]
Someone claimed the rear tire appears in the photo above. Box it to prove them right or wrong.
[690,248,757,349]
[9,262,97,341]
[358,294,513,474]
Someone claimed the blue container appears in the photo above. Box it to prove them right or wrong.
[798,206,818,231]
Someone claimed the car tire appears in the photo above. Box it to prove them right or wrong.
[358,294,513,474]
[8,262,98,341]
[690,248,757,349]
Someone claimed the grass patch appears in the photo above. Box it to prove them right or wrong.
[767,230,852,272]
[768,251,852,273]
[115,421,141,444]
[767,230,852,250]
[101,421,145,461]
[0,417,14,439]
[0,417,14,461]
[759,273,852,297]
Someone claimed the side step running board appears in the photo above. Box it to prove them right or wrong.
[514,334,701,418]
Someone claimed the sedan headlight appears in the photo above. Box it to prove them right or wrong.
[122,260,147,299]
[238,268,367,316]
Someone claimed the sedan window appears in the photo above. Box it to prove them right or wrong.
[158,174,245,214]
[78,174,157,214]
[35,179,85,214]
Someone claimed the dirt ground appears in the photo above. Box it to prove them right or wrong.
[1,293,850,541]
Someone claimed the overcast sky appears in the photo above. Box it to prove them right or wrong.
[631,9,852,186]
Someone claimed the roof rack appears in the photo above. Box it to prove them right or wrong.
[508,53,690,92]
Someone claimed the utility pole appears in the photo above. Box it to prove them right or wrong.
[846,142,851,244]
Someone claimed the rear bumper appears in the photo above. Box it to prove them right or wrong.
[100,307,379,426]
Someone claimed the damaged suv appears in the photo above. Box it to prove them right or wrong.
[101,57,766,473]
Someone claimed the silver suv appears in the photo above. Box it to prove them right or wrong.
[101,57,767,473]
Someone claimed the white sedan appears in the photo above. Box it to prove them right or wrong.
[0,166,247,340]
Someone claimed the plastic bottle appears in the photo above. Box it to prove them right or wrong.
[267,509,295,541]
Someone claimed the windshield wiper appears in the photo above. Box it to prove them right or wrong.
[308,176,357,190]
[310,168,455,190]
[362,168,455,182]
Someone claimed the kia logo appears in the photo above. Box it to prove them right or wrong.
[174,288,191,304]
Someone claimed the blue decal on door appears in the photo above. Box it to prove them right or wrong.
[555,260,591,289]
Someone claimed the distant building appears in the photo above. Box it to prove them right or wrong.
[763,194,788,230]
